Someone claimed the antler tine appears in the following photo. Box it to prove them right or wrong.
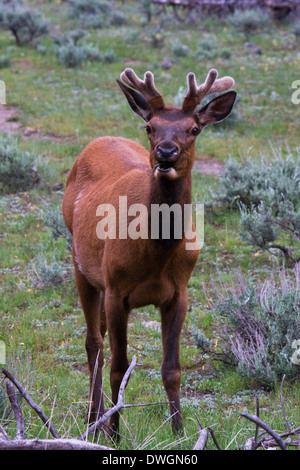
[120,68,165,110]
[182,69,235,112]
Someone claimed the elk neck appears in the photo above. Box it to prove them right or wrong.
[147,168,193,251]
[149,172,192,207]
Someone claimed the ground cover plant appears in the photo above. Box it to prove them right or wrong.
[0,0,300,450]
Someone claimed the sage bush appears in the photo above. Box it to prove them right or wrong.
[211,151,300,262]
[196,267,300,388]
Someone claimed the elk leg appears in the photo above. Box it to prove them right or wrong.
[73,259,104,423]
[99,290,107,339]
[105,289,129,439]
[160,290,188,434]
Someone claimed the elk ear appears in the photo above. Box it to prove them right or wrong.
[196,91,237,128]
[116,79,152,122]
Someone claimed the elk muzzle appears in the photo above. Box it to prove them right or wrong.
[153,141,179,179]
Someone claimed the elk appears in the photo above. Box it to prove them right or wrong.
[62,68,236,438]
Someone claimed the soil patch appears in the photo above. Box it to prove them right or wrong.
[193,158,225,176]
[0,104,22,134]
[0,104,75,142]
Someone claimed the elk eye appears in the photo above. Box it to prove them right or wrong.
[145,125,152,135]
[191,127,199,136]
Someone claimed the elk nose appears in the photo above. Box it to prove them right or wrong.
[156,143,179,160]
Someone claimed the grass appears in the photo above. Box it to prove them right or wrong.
[0,0,300,450]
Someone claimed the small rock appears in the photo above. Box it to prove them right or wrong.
[23,127,37,136]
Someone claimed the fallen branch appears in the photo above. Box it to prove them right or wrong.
[6,381,24,440]
[240,413,288,450]
[1,363,299,450]
[1,367,59,439]
[193,414,208,450]
[0,438,113,451]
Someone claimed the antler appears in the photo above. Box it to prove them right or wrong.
[120,68,165,111]
[182,69,235,112]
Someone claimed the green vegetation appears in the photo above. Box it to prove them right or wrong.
[0,0,299,450]
[211,152,300,263]
[195,267,300,388]
[0,1,48,46]
[227,9,270,41]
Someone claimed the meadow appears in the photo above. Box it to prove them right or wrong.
[0,0,299,450]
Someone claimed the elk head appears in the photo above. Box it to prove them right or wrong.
[117,68,236,180]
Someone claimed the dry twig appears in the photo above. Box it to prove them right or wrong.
[1,367,59,439]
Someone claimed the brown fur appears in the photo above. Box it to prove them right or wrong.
[63,70,236,438]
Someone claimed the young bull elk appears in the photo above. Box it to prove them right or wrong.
[62,68,236,437]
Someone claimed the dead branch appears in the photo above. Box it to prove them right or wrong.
[1,361,299,451]
[240,413,288,450]
[193,429,208,450]
[207,426,222,450]
[0,424,10,441]
[6,381,24,440]
[1,367,60,439]
[193,414,208,450]
[0,438,113,451]
[0,357,172,450]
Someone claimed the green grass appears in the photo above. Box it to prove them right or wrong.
[0,0,299,450]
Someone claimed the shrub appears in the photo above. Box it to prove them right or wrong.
[196,38,218,61]
[54,30,106,67]
[0,135,43,194]
[171,40,189,58]
[0,2,48,46]
[57,42,87,67]
[80,14,107,29]
[211,151,300,262]
[70,0,110,16]
[196,38,231,62]
[32,250,66,288]
[227,9,269,40]
[293,23,300,41]
[52,29,86,47]
[43,207,72,250]
[198,267,300,388]
[111,11,127,26]
[0,54,11,68]
[139,0,154,24]
[102,49,116,63]
[69,0,111,29]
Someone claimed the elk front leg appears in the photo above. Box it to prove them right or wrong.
[160,290,188,434]
[105,289,129,439]
[73,258,104,423]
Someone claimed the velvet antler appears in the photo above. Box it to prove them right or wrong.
[182,69,235,112]
[120,68,165,111]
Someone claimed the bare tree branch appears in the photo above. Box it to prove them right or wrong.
[1,368,59,439]
[207,426,222,450]
[240,412,288,450]
[0,438,113,451]
[6,381,24,440]
[193,413,208,450]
